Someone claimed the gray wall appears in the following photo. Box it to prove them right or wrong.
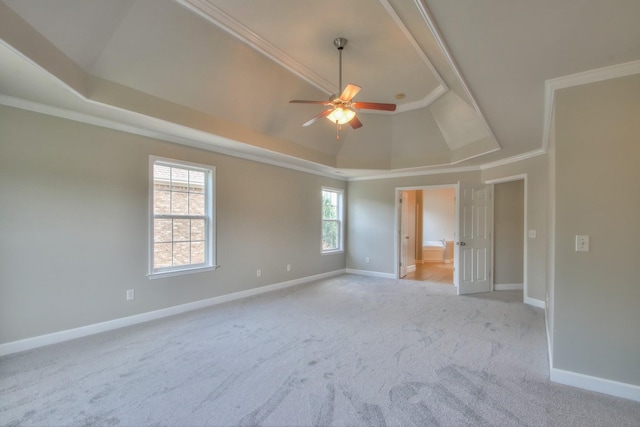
[0,106,346,344]
[553,74,640,385]
[494,181,524,285]
[348,156,548,303]
[347,172,480,276]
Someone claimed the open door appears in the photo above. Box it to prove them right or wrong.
[456,183,494,294]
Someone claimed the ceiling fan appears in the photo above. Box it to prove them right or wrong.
[289,37,396,139]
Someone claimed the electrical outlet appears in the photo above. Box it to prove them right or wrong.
[256,268,262,277]
[528,230,537,238]
[286,264,291,272]
[126,289,135,301]
[365,257,370,264]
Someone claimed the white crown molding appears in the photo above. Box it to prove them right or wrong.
[542,60,640,152]
[347,163,480,182]
[412,0,499,148]
[178,0,335,94]
[396,84,448,113]
[180,0,449,114]
[378,0,448,90]
[480,149,546,170]
[0,94,347,181]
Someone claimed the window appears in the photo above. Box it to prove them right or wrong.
[322,187,344,253]
[150,157,215,277]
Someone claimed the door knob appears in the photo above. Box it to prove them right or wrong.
[457,241,466,246]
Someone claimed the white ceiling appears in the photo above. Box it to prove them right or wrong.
[1,0,639,178]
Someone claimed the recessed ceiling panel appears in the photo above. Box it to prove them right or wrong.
[188,0,443,107]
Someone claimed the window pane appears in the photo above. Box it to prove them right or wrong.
[154,164,171,185]
[151,160,214,274]
[154,190,171,215]
[191,241,205,264]
[322,220,339,250]
[171,167,189,188]
[189,193,205,215]
[323,204,337,220]
[173,219,190,242]
[189,170,205,193]
[322,191,338,220]
[173,242,190,266]
[171,191,189,215]
[154,219,172,243]
[154,243,172,268]
[191,219,205,241]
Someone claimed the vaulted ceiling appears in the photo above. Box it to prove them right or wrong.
[1,0,639,178]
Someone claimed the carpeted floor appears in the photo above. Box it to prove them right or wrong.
[1,274,639,426]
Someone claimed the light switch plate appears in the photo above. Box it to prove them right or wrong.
[575,235,590,252]
[528,230,537,238]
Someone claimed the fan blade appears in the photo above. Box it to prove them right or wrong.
[290,100,331,105]
[339,84,361,102]
[349,115,363,129]
[352,102,396,111]
[302,109,332,127]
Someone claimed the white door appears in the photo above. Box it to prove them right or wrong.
[456,183,494,294]
[399,191,409,278]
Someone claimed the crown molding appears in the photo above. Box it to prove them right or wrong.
[0,94,347,181]
[179,0,449,114]
[378,0,448,90]
[178,0,335,94]
[542,60,640,152]
[347,164,479,182]
[396,84,448,113]
[412,0,500,150]
[479,149,546,170]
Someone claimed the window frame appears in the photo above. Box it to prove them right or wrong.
[148,156,216,279]
[321,186,344,254]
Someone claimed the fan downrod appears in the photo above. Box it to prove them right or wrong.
[333,37,348,50]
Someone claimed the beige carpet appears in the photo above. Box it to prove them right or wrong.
[1,274,639,426]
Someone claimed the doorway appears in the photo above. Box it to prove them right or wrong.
[398,186,456,285]
[486,175,527,299]
[396,182,495,295]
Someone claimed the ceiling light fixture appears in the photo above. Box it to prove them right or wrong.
[289,37,396,140]
[327,107,356,125]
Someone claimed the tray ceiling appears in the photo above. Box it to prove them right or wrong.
[1,0,639,178]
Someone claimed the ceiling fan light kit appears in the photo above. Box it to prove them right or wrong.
[327,107,355,125]
[289,37,396,139]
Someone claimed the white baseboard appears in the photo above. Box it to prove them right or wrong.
[550,368,640,402]
[345,268,396,279]
[0,269,346,357]
[407,265,416,273]
[494,283,523,291]
[525,296,546,309]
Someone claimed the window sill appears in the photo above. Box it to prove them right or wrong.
[321,250,344,256]
[148,265,219,280]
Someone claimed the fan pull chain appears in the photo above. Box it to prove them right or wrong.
[336,122,340,140]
